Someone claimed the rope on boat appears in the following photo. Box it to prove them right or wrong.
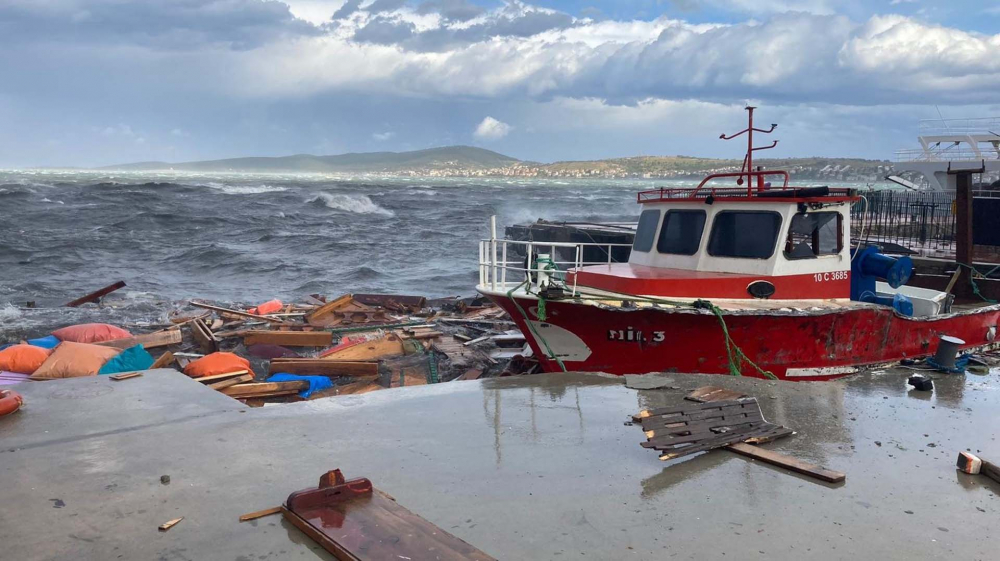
[957,262,1000,305]
[506,280,568,373]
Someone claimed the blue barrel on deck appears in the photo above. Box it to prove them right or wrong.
[859,292,914,317]
[858,250,912,289]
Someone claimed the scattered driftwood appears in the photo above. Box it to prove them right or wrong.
[65,281,126,307]
[150,351,175,369]
[221,381,310,399]
[243,330,332,348]
[319,334,404,361]
[206,373,254,390]
[191,318,219,354]
[726,442,845,483]
[685,386,748,403]
[195,370,251,384]
[95,327,182,350]
[353,293,427,312]
[239,506,282,522]
[190,301,287,324]
[158,517,183,532]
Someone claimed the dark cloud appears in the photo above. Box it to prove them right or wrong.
[332,0,364,20]
[353,17,416,44]
[417,0,486,22]
[0,0,318,50]
[366,0,409,14]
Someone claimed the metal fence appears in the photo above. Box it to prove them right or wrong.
[852,190,1000,261]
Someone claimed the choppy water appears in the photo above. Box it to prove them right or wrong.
[0,168,874,336]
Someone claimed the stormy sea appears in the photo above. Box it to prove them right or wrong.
[0,169,870,336]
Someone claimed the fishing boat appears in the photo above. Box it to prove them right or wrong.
[476,108,1000,380]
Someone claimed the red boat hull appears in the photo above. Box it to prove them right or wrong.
[485,295,1000,381]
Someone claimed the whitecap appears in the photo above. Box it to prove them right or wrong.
[40,198,65,204]
[208,183,288,195]
[308,193,394,216]
[0,303,22,322]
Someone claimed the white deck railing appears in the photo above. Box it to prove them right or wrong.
[478,235,632,295]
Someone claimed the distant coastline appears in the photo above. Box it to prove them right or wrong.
[102,145,892,182]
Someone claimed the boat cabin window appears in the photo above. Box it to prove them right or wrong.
[657,210,706,255]
[784,212,842,259]
[632,209,661,253]
[707,211,782,259]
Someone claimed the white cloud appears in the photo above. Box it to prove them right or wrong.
[473,116,511,140]
[372,131,395,140]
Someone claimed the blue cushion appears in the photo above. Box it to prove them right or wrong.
[98,344,155,375]
[27,335,60,349]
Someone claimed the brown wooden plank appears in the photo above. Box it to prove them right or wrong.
[640,402,762,430]
[243,330,333,347]
[109,372,143,381]
[282,507,362,561]
[150,351,175,369]
[743,426,794,445]
[95,328,182,350]
[980,458,1000,485]
[642,412,764,435]
[406,331,442,340]
[268,359,378,377]
[195,370,251,383]
[725,442,845,483]
[65,281,126,307]
[158,517,183,532]
[644,417,764,442]
[221,381,310,398]
[685,386,748,403]
[654,425,780,460]
[639,399,752,419]
[240,506,283,522]
[643,421,768,448]
[207,373,254,390]
[189,301,287,324]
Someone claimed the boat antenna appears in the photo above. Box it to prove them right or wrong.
[719,106,778,193]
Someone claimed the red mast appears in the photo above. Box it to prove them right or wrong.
[719,106,778,194]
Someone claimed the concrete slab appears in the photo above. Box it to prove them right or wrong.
[0,369,243,451]
[1,369,999,560]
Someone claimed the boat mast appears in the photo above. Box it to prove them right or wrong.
[719,106,778,194]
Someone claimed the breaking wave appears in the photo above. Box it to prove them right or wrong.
[308,193,394,216]
[207,183,288,195]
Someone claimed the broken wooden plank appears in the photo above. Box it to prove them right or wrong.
[726,442,845,483]
[191,318,219,354]
[243,330,333,348]
[239,506,282,522]
[221,381,310,398]
[319,334,403,361]
[95,328,182,350]
[406,331,442,340]
[268,359,378,377]
[150,351,175,369]
[65,280,126,307]
[207,373,254,390]
[109,372,143,381]
[193,370,250,384]
[189,301,287,324]
[158,517,183,532]
[353,293,427,311]
[685,385,748,403]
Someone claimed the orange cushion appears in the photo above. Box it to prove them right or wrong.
[52,323,132,344]
[0,344,52,374]
[30,342,122,380]
[183,352,251,379]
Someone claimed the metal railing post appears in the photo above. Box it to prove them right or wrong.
[501,242,508,288]
[490,216,498,291]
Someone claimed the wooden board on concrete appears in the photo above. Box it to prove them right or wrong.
[685,386,748,403]
[221,381,309,398]
[268,359,378,377]
[207,373,254,390]
[243,330,333,348]
[95,328,182,350]
[726,442,845,483]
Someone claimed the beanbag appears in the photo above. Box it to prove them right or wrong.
[52,323,131,344]
[0,344,52,374]
[30,342,122,380]
[98,345,154,375]
[183,352,251,379]
[27,335,60,349]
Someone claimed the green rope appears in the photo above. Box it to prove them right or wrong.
[957,263,1000,304]
[505,280,568,372]
[536,294,547,321]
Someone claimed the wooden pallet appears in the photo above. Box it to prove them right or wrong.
[638,399,785,461]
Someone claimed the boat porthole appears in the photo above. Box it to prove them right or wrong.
[747,280,776,299]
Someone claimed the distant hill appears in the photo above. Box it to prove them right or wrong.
[103,146,520,173]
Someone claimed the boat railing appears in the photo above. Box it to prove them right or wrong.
[478,238,632,295]
[637,170,792,202]
[896,148,999,163]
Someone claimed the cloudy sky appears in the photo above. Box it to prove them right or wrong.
[1,0,999,167]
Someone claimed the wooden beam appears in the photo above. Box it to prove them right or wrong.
[304,294,354,325]
[725,442,845,483]
[954,170,975,299]
[194,370,251,383]
[65,281,126,307]
[158,517,183,532]
[243,330,332,348]
[150,351,175,369]
[268,359,378,377]
[95,328,182,350]
[207,373,254,390]
[239,506,282,522]
[189,301,286,324]
[221,381,310,398]
[109,372,143,381]
[191,318,219,354]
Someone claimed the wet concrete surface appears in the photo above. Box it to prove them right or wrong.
[1,368,999,560]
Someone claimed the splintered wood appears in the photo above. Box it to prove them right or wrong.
[638,399,786,461]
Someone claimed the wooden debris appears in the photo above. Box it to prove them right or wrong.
[685,386,749,403]
[957,452,1000,484]
[268,359,378,377]
[194,370,251,384]
[353,293,427,312]
[158,517,183,532]
[305,294,388,328]
[243,330,332,348]
[239,506,282,522]
[406,331,442,340]
[189,301,286,324]
[109,372,143,381]
[95,327,182,350]
[319,334,403,361]
[65,280,126,307]
[150,351,175,369]
[726,442,845,483]
[191,318,219,354]
[221,381,310,399]
[207,373,254,390]
[455,369,483,381]
[209,318,224,331]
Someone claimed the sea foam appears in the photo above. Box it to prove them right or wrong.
[308,193,394,216]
